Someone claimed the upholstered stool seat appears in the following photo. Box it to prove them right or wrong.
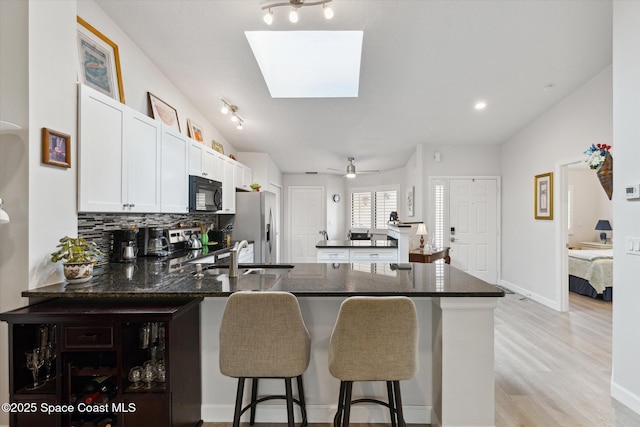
[329,296,418,427]
[220,291,311,427]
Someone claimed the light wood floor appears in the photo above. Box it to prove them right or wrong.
[204,292,640,427]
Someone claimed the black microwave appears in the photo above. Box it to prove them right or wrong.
[189,175,222,212]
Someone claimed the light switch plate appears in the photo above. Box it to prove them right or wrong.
[626,237,640,255]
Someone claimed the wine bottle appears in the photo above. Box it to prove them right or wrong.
[84,377,117,404]
[93,413,117,426]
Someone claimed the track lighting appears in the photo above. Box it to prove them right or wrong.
[263,9,274,25]
[220,99,245,130]
[261,0,334,25]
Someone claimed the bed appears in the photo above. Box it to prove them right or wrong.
[568,249,613,301]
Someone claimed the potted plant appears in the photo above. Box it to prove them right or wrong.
[51,236,104,284]
[250,183,261,192]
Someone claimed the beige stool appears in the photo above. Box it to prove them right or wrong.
[329,296,418,427]
[220,291,311,427]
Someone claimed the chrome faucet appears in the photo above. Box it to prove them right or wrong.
[229,240,248,278]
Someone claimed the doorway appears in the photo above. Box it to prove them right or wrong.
[287,186,325,263]
[429,176,501,285]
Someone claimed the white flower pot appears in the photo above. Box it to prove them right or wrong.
[63,262,94,284]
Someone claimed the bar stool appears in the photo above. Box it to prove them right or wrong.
[329,296,418,427]
[219,291,311,427]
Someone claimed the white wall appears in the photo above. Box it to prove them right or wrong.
[611,1,640,415]
[500,66,612,306]
[568,168,613,246]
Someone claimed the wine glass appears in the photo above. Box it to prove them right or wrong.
[128,366,143,390]
[44,343,56,382]
[25,348,44,390]
[156,362,166,383]
[141,365,156,389]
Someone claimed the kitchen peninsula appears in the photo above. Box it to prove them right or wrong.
[9,261,504,427]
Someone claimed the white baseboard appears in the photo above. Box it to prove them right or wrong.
[612,380,640,416]
[498,279,561,311]
[201,403,432,424]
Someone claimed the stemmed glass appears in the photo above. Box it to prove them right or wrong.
[43,343,56,382]
[128,366,143,390]
[25,348,45,390]
[141,365,156,389]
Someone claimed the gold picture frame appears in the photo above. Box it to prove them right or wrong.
[77,16,125,103]
[212,141,224,154]
[534,172,553,220]
[42,128,71,168]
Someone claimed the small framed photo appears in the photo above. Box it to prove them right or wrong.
[42,128,71,168]
[187,119,205,143]
[148,92,180,132]
[77,16,125,103]
[212,141,224,154]
[406,186,415,217]
[534,172,553,220]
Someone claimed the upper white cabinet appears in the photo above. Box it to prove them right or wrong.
[234,161,252,191]
[160,126,189,213]
[79,84,161,213]
[189,141,217,179]
[220,157,236,214]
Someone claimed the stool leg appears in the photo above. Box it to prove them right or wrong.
[285,377,295,427]
[296,375,308,427]
[233,377,245,427]
[387,381,397,427]
[392,380,406,427]
[342,381,353,427]
[334,381,346,427]
[250,378,259,425]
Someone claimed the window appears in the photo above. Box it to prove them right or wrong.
[434,182,445,248]
[350,187,398,230]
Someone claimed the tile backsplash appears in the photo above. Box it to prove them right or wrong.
[78,212,221,267]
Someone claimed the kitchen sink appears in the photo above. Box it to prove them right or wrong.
[242,268,292,275]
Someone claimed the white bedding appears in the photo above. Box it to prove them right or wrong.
[568,249,613,294]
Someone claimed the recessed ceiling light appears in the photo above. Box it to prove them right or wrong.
[543,84,555,92]
[474,101,487,110]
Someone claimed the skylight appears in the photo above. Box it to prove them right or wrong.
[245,31,363,98]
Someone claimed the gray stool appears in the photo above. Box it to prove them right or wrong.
[329,296,418,427]
[220,291,311,427]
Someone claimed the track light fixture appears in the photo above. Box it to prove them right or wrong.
[220,99,245,130]
[262,0,333,25]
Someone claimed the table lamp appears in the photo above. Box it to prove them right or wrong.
[0,198,9,224]
[595,220,612,243]
[416,223,428,250]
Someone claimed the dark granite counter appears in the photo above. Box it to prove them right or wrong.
[316,239,398,248]
[21,257,504,299]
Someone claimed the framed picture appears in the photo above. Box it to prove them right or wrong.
[77,16,125,103]
[406,186,415,217]
[148,92,180,132]
[212,141,224,154]
[187,119,204,143]
[534,172,553,220]
[42,128,71,168]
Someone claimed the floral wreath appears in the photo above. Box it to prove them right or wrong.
[583,143,611,170]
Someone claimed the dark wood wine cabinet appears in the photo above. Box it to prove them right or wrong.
[1,298,203,427]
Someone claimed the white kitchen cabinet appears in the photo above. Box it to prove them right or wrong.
[189,141,217,179]
[233,162,252,191]
[349,248,397,263]
[161,126,189,213]
[78,84,161,213]
[316,248,350,263]
[211,150,226,182]
[238,243,254,263]
[219,157,236,214]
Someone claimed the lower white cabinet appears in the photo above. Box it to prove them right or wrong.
[239,243,254,263]
[316,249,350,263]
[316,247,398,263]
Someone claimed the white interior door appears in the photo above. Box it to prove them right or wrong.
[269,183,282,263]
[449,179,498,284]
[289,186,325,263]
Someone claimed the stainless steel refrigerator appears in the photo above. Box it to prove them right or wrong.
[232,191,277,263]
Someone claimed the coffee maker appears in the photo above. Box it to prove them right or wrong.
[112,229,138,263]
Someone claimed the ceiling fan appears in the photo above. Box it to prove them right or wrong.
[327,157,380,178]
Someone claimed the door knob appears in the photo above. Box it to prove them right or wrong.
[450,237,456,242]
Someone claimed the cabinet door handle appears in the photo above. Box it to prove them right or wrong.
[79,333,99,341]
[130,204,135,208]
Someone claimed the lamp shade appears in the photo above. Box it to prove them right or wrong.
[595,220,612,231]
[416,223,427,235]
[0,198,9,224]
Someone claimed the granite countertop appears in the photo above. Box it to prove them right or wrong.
[21,257,504,299]
[316,240,398,249]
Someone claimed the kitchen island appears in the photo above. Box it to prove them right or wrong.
[16,260,503,427]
